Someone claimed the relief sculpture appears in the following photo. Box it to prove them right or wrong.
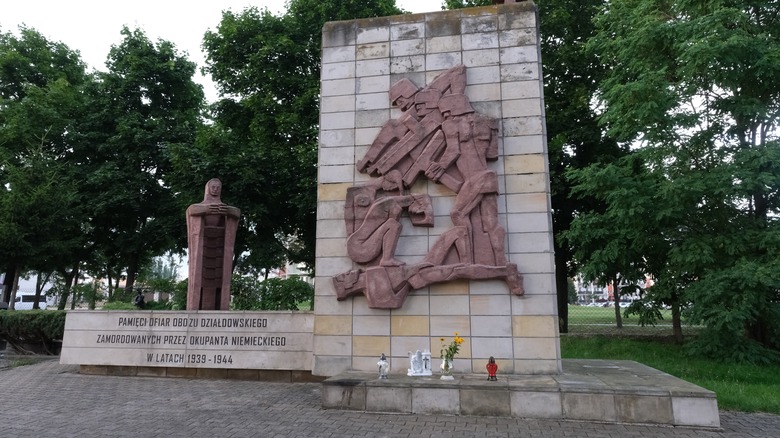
[333,65,524,309]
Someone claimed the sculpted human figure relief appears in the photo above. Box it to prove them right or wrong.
[186,178,240,311]
[333,65,523,309]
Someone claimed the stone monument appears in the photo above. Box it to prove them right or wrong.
[186,178,240,311]
[314,3,561,376]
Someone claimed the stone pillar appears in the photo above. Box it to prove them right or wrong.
[314,2,560,376]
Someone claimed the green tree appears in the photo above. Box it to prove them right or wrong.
[0,27,90,308]
[576,0,780,361]
[76,27,204,297]
[187,0,403,276]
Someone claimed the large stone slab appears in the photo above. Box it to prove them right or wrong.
[322,359,720,429]
[61,310,313,370]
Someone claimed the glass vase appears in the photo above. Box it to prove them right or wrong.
[440,358,454,380]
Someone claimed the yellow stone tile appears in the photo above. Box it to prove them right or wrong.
[391,315,430,336]
[318,182,352,201]
[512,315,558,338]
[314,316,353,335]
[353,336,390,356]
[504,154,546,175]
[430,279,469,295]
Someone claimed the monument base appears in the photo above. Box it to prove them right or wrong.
[322,359,720,429]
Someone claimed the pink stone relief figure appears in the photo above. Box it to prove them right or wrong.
[186,178,240,310]
[333,65,524,309]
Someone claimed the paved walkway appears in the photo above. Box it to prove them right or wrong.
[1,359,779,438]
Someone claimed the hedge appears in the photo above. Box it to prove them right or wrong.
[0,310,66,355]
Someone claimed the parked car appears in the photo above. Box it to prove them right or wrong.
[13,293,48,310]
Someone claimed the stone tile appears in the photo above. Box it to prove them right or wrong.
[505,173,547,194]
[562,393,617,422]
[391,316,430,336]
[616,394,674,424]
[356,42,389,60]
[430,295,470,315]
[503,98,543,118]
[465,83,501,101]
[504,116,544,137]
[366,386,412,413]
[356,92,387,110]
[353,315,390,336]
[320,128,355,148]
[427,35,462,53]
[322,46,356,63]
[462,32,499,51]
[514,338,558,360]
[317,183,351,203]
[356,108,391,128]
[507,232,554,254]
[390,38,424,57]
[356,58,391,76]
[426,52,462,70]
[499,28,537,47]
[321,78,356,96]
[353,336,390,357]
[322,381,366,410]
[390,336,431,357]
[511,391,563,419]
[391,22,425,41]
[470,294,512,315]
[390,55,425,74]
[390,294,430,316]
[321,111,356,130]
[464,49,500,68]
[356,75,390,94]
[430,279,469,295]
[503,134,546,155]
[513,315,558,338]
[429,315,470,337]
[504,153,546,175]
[323,21,356,47]
[314,238,346,259]
[500,45,538,64]
[672,396,721,427]
[462,15,498,34]
[322,61,356,80]
[411,387,460,415]
[197,368,228,380]
[505,212,552,234]
[357,26,390,44]
[472,315,512,337]
[500,63,539,82]
[313,335,352,356]
[462,388,511,417]
[505,192,549,213]
[471,336,512,359]
[514,359,562,374]
[314,315,353,336]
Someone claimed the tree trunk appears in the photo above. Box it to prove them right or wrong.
[671,297,683,344]
[57,265,78,310]
[613,277,623,329]
[125,257,138,296]
[106,270,114,301]
[2,266,15,304]
[33,272,51,310]
[8,267,21,310]
[88,281,98,310]
[555,253,569,333]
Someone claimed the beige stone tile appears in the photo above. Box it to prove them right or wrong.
[499,28,537,47]
[322,61,356,81]
[503,134,545,155]
[471,315,512,337]
[507,232,553,254]
[470,295,512,315]
[500,80,541,100]
[390,336,431,357]
[514,337,558,360]
[514,359,562,374]
[510,294,556,316]
[506,192,550,213]
[430,295,470,315]
[315,238,347,258]
[504,153,546,175]
[469,336,511,359]
[319,164,355,184]
[391,295,430,316]
[313,335,351,355]
[430,279,469,295]
[353,336,390,356]
[504,173,547,194]
[513,315,558,338]
[427,35,461,53]
[321,95,356,113]
[391,315,430,336]
[430,315,470,337]
[353,315,391,336]
[318,183,351,202]
[314,256,353,277]
[512,253,555,275]
[314,316,352,335]
[505,212,552,234]
[469,279,510,295]
[514,272,556,296]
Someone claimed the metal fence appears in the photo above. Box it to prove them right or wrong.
[565,304,702,337]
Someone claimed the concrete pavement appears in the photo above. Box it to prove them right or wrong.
[1,359,779,437]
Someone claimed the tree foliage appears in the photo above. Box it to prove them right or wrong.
[569,0,780,361]
[188,0,403,275]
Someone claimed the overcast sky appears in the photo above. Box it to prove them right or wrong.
[1,0,445,102]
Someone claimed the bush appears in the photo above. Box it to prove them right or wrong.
[101,302,137,311]
[0,310,66,354]
[231,276,314,311]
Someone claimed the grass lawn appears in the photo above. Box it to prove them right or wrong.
[567,305,702,337]
[561,336,780,414]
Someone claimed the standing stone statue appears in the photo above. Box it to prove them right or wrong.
[186,178,240,310]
